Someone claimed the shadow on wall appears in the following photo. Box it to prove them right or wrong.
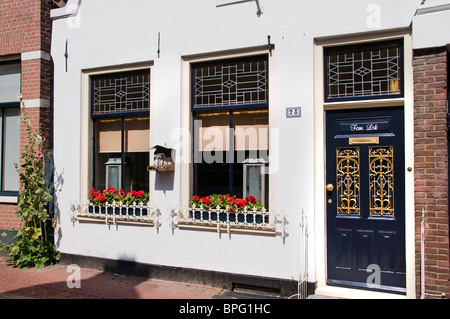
[53,167,65,250]
[155,171,174,192]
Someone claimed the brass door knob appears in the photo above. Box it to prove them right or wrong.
[326,184,334,192]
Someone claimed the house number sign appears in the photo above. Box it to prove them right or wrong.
[286,107,301,118]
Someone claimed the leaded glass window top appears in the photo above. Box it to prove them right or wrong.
[192,55,268,109]
[325,40,403,101]
[92,70,150,116]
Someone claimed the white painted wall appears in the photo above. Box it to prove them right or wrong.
[51,0,423,284]
[412,0,450,49]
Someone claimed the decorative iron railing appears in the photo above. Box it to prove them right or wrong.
[69,201,160,226]
[169,204,287,238]
[288,209,309,299]
[68,202,288,238]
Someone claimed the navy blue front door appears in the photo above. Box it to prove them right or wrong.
[326,107,406,294]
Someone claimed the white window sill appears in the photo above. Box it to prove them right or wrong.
[0,196,18,204]
[69,201,160,227]
[171,205,287,238]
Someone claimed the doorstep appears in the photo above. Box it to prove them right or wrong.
[314,286,408,299]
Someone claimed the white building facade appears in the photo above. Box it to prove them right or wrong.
[50,0,435,298]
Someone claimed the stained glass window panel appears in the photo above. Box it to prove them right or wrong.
[92,70,150,116]
[325,40,402,101]
[192,56,268,108]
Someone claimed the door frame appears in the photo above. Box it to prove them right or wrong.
[313,29,416,299]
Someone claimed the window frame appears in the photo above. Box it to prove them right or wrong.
[0,59,21,197]
[191,54,270,205]
[0,103,21,197]
[324,39,404,103]
[89,69,151,192]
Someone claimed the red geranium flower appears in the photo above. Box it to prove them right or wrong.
[235,198,247,208]
[245,196,257,204]
[105,187,117,194]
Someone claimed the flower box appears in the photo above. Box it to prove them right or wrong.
[190,194,264,214]
[179,194,275,234]
[90,187,149,208]
[74,187,153,225]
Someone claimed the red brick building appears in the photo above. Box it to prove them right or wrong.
[0,0,55,235]
[413,1,450,299]
[413,48,449,298]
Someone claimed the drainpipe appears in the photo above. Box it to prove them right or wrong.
[421,208,425,299]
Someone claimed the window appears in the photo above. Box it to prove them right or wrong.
[0,61,21,195]
[192,55,269,207]
[324,40,403,102]
[91,69,150,193]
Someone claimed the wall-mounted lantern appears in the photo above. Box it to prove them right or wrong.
[243,158,267,205]
[147,145,174,172]
[105,157,122,190]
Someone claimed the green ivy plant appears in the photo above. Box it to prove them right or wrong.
[0,96,60,268]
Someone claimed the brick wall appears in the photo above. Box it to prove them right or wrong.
[0,0,54,230]
[413,47,450,298]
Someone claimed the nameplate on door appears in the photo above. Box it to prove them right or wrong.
[348,137,379,145]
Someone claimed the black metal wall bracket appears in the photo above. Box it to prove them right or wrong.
[157,32,161,59]
[64,39,69,72]
[268,35,274,56]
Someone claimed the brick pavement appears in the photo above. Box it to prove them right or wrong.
[0,257,223,299]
